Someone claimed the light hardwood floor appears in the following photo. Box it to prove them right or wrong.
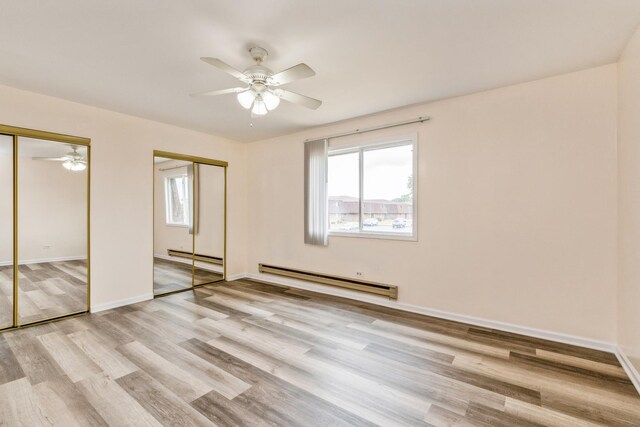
[0,260,87,328]
[0,279,639,426]
[153,257,223,295]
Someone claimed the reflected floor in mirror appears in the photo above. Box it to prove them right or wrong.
[154,257,223,295]
[0,260,87,327]
[0,266,12,328]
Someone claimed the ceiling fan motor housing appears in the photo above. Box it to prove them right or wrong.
[243,65,272,83]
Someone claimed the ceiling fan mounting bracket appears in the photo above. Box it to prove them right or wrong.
[249,46,268,64]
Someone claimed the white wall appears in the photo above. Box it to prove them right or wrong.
[247,64,618,343]
[0,83,247,308]
[618,25,640,373]
[0,140,13,264]
[195,163,225,259]
[0,152,87,264]
[17,156,87,263]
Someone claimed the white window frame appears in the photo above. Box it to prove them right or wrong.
[328,133,418,241]
[164,174,190,227]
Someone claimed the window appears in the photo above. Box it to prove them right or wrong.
[164,174,190,226]
[328,136,417,239]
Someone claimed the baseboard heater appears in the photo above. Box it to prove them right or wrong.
[258,263,398,299]
[168,249,223,265]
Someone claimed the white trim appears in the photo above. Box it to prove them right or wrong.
[0,255,87,267]
[329,230,417,241]
[328,132,417,151]
[242,272,616,353]
[615,347,640,395]
[328,134,418,242]
[225,273,246,281]
[90,293,153,313]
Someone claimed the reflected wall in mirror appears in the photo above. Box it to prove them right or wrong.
[193,163,225,286]
[17,137,88,324]
[153,157,194,295]
[0,134,13,329]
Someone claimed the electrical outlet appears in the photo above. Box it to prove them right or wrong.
[356,272,363,277]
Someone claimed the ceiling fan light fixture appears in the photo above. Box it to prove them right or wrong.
[237,90,255,109]
[251,95,268,115]
[71,162,87,172]
[262,90,280,111]
[62,159,86,172]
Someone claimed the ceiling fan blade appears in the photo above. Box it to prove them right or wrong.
[270,63,315,86]
[200,57,249,82]
[277,89,322,110]
[31,156,67,161]
[190,87,246,97]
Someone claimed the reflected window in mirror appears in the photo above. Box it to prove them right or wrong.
[164,174,190,226]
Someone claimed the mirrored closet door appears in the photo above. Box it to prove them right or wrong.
[153,152,226,296]
[0,135,14,329]
[0,125,90,330]
[153,157,194,295]
[18,137,89,324]
[193,163,225,286]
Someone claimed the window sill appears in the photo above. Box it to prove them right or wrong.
[329,230,417,242]
[165,223,190,228]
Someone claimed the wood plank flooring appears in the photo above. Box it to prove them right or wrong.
[0,278,639,426]
[153,257,223,295]
[0,260,87,328]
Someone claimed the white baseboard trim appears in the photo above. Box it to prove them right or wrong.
[240,272,616,354]
[0,255,86,267]
[615,347,640,395]
[90,271,239,315]
[90,293,153,313]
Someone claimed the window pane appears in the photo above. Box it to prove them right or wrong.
[363,144,413,234]
[328,151,359,232]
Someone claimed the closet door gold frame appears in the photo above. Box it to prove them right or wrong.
[0,124,91,331]
[153,150,227,297]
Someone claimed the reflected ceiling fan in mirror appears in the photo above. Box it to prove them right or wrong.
[191,46,322,116]
[32,146,87,171]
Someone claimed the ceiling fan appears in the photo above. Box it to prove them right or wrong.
[32,146,87,171]
[191,46,321,116]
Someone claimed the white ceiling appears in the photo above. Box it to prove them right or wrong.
[1,1,639,142]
